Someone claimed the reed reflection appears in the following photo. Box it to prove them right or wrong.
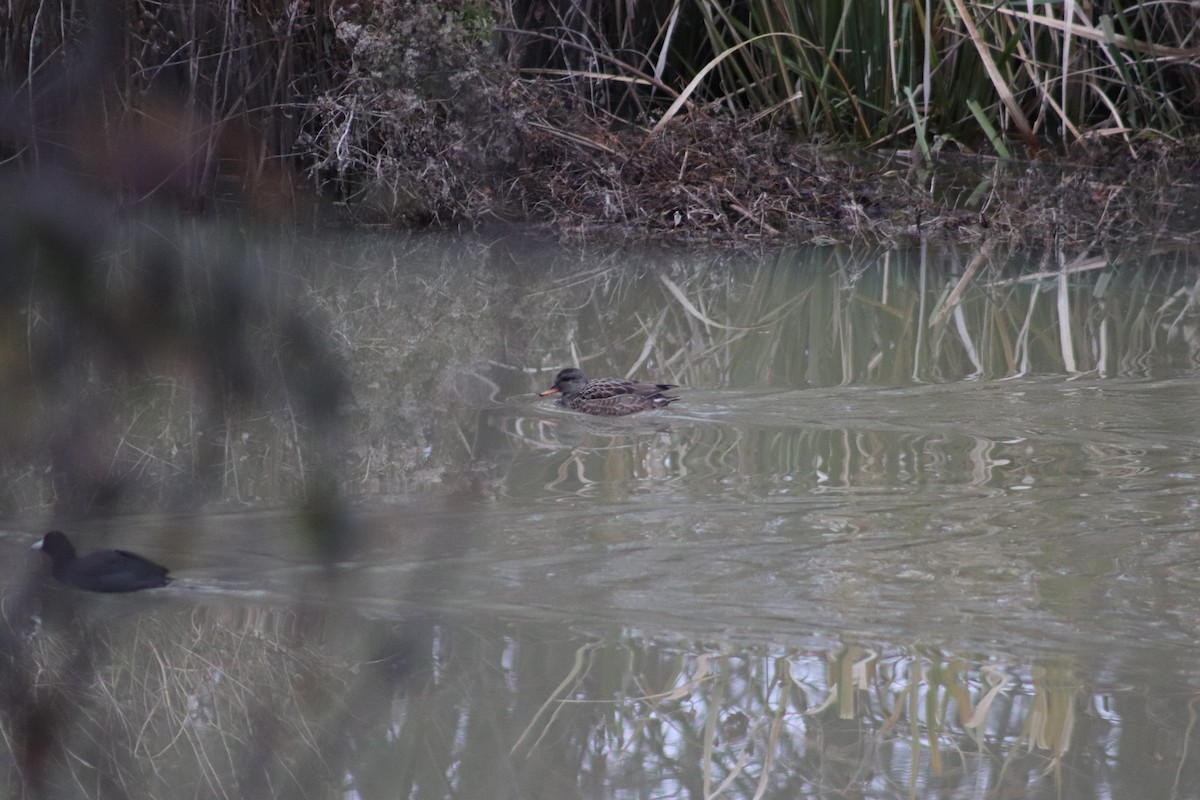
[9,597,1194,800]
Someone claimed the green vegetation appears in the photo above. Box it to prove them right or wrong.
[528,0,1200,149]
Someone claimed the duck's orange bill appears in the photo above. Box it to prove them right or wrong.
[537,388,561,397]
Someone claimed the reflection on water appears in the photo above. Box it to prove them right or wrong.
[3,594,1198,800]
[4,234,1200,797]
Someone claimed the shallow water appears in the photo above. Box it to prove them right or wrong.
[4,235,1200,799]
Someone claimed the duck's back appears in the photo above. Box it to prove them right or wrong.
[566,380,679,416]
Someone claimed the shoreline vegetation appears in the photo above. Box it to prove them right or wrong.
[2,0,1198,246]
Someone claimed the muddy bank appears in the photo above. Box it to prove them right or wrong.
[293,64,1200,248]
[455,85,1200,247]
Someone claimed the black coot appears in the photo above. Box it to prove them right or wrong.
[32,530,171,592]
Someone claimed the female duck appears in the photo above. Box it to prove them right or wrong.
[538,367,678,416]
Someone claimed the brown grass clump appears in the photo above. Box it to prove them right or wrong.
[482,80,1200,247]
[499,90,925,244]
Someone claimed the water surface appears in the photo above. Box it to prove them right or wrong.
[4,235,1200,799]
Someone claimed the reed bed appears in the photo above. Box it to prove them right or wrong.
[514,0,1200,150]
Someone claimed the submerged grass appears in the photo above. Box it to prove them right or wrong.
[8,604,353,798]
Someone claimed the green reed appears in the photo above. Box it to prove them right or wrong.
[576,0,1200,150]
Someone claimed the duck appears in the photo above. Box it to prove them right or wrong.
[32,530,171,592]
[538,367,679,416]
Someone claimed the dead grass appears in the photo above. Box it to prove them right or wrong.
[482,79,1200,247]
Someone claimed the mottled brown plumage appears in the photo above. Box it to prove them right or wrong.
[538,367,679,416]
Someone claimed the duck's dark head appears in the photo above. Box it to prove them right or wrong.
[538,367,588,397]
[32,530,77,564]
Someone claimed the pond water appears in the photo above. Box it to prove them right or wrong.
[4,232,1200,799]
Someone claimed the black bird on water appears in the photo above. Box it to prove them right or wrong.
[538,367,679,416]
[32,530,171,592]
